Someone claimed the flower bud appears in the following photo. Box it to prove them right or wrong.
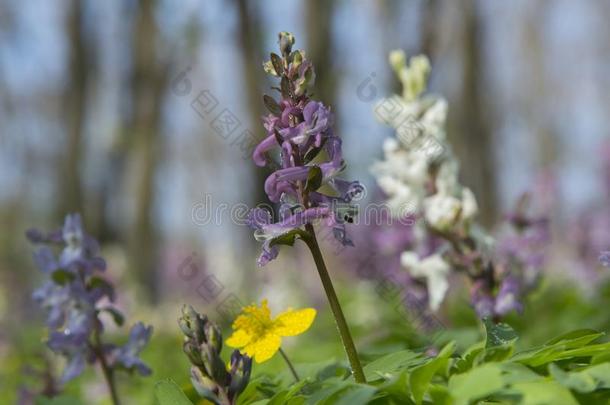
[228,350,252,399]
[204,321,223,354]
[389,50,407,76]
[179,305,207,344]
[190,366,219,400]
[278,31,295,56]
[202,344,229,385]
[290,50,305,70]
[182,340,205,369]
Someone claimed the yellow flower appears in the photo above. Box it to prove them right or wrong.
[226,299,316,363]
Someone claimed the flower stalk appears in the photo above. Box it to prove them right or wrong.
[303,224,366,383]
[93,327,121,405]
[278,348,300,382]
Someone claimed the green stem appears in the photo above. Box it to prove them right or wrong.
[279,347,300,382]
[303,223,366,383]
[93,328,121,405]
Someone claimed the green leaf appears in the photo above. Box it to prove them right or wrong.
[448,363,506,405]
[237,376,279,404]
[449,362,544,405]
[453,341,485,373]
[51,269,75,285]
[544,329,604,348]
[305,379,351,404]
[280,76,291,98]
[270,53,284,77]
[363,350,424,382]
[409,342,455,404]
[510,380,579,405]
[88,276,114,296]
[513,341,610,368]
[263,95,281,115]
[428,385,452,405]
[269,229,307,248]
[376,370,411,402]
[327,384,377,405]
[550,362,610,393]
[475,344,514,365]
[303,142,326,164]
[484,318,518,348]
[99,306,125,326]
[154,379,194,405]
[304,166,323,193]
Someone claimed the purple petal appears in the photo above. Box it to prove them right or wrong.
[252,134,277,167]
[257,241,279,266]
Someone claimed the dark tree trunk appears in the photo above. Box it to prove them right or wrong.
[305,0,337,110]
[127,0,168,303]
[59,0,88,217]
[449,0,497,227]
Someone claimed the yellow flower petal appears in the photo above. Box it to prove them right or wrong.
[273,308,316,337]
[226,329,252,348]
[243,333,281,363]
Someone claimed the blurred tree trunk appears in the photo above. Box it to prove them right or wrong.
[523,3,556,170]
[449,0,497,227]
[419,0,439,61]
[306,0,337,112]
[127,0,167,303]
[58,0,88,217]
[234,0,268,294]
[235,0,266,203]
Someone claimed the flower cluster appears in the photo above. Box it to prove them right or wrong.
[371,51,481,312]
[226,299,316,363]
[371,51,548,317]
[179,305,252,405]
[472,195,550,317]
[27,214,152,383]
[248,32,363,266]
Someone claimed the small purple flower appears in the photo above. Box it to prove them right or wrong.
[47,331,95,383]
[600,251,610,267]
[470,280,495,319]
[494,276,523,315]
[109,323,153,376]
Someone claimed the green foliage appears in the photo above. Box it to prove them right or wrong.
[11,280,610,404]
[205,323,610,404]
[154,379,194,405]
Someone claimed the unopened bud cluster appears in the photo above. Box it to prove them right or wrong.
[179,305,251,405]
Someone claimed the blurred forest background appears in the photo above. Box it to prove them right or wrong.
[1,0,610,401]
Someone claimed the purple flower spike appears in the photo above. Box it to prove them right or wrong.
[247,33,362,265]
[27,214,153,384]
[600,251,610,267]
